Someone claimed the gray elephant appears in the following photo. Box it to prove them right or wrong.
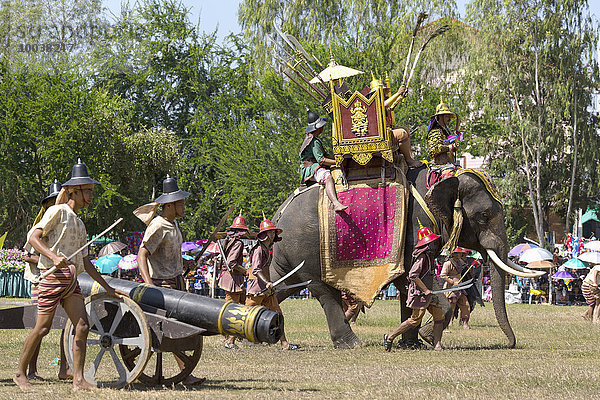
[270,165,542,349]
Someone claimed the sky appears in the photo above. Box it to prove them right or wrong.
[103,0,600,43]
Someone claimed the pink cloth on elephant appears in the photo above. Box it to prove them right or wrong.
[334,186,395,261]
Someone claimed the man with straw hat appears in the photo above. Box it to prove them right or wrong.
[135,175,206,385]
[245,214,300,350]
[219,211,249,349]
[16,160,125,391]
[440,247,471,330]
[426,97,461,187]
[299,110,348,212]
[383,221,445,351]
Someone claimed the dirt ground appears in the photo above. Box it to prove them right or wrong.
[0,298,598,400]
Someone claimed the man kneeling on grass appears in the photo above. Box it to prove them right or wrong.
[14,160,126,391]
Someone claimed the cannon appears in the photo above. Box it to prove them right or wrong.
[0,274,283,388]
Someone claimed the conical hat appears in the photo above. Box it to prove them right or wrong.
[432,97,456,119]
[62,159,100,186]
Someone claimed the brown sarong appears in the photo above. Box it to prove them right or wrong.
[582,282,600,306]
[245,294,282,314]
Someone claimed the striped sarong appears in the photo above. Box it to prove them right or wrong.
[37,265,83,315]
[582,282,600,306]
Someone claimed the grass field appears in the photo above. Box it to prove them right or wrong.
[0,298,598,400]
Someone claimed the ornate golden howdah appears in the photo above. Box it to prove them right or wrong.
[330,74,394,166]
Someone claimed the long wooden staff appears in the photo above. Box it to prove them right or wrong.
[33,218,124,284]
[401,12,428,86]
[193,205,235,263]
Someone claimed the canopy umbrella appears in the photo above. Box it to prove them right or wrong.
[182,254,194,261]
[95,254,122,274]
[309,57,364,83]
[562,258,587,270]
[182,241,199,252]
[578,252,600,264]
[98,241,127,257]
[508,243,538,257]
[551,270,576,280]
[584,241,600,252]
[118,254,138,270]
[519,248,554,263]
[526,260,554,269]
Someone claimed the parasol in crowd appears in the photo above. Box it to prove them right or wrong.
[182,254,194,261]
[526,260,554,269]
[205,242,219,253]
[118,254,138,270]
[578,252,600,264]
[98,241,127,257]
[551,270,576,280]
[509,243,538,257]
[182,241,200,252]
[562,258,587,270]
[519,248,553,263]
[95,254,122,274]
[584,241,600,252]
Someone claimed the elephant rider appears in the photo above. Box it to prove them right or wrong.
[22,180,72,382]
[383,222,445,351]
[245,216,300,350]
[135,175,206,386]
[440,247,471,330]
[219,211,249,349]
[581,264,600,322]
[299,110,348,213]
[426,97,461,188]
[16,160,126,391]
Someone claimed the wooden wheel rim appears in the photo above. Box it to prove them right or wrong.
[119,336,203,386]
[63,293,152,388]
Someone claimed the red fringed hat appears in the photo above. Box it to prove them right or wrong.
[416,219,441,248]
[452,247,470,254]
[229,211,248,231]
[258,212,283,239]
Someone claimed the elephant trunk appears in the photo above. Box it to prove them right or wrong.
[486,249,516,348]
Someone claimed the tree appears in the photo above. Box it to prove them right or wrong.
[464,0,599,246]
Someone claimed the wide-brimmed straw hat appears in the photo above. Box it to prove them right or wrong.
[153,175,190,204]
[62,159,100,186]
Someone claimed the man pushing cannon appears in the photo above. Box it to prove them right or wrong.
[15,160,126,391]
[134,175,206,385]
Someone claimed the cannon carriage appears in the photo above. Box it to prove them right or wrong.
[0,274,283,388]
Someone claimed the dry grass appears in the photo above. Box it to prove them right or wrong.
[0,298,598,400]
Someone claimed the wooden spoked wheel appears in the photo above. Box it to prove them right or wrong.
[119,335,203,386]
[63,293,152,388]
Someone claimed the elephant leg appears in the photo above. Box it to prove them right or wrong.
[310,282,362,349]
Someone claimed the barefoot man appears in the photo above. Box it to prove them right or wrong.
[15,160,126,391]
[299,110,348,212]
[135,175,206,385]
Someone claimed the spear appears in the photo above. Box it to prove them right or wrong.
[405,24,450,90]
[401,12,429,87]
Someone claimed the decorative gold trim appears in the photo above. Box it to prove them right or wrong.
[217,300,233,335]
[243,306,263,343]
[131,283,150,303]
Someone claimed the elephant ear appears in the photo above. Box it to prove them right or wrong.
[425,177,459,229]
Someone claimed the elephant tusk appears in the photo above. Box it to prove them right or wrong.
[506,258,546,277]
[486,249,546,278]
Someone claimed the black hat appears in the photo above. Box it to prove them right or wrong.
[62,159,100,186]
[41,179,62,205]
[154,175,190,204]
[305,109,328,133]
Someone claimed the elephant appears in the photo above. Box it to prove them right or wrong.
[269,164,541,349]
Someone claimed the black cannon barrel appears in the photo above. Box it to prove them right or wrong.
[78,274,282,344]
